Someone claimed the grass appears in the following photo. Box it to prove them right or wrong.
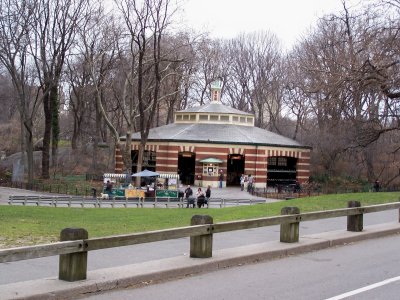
[0,192,398,248]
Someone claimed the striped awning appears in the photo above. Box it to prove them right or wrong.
[158,173,180,179]
[103,173,127,178]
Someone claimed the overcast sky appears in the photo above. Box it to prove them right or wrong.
[179,0,360,49]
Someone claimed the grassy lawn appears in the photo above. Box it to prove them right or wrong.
[0,192,398,248]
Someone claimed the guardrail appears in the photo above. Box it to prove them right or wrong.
[1,201,399,281]
[8,195,267,208]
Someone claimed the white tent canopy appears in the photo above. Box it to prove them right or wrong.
[103,173,127,178]
[132,169,160,177]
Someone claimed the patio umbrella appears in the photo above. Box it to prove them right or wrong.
[132,169,160,177]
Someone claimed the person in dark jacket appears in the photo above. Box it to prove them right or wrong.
[185,185,194,208]
[105,180,113,197]
[205,185,211,207]
[219,170,223,188]
[373,180,381,192]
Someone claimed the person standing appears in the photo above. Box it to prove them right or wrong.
[240,174,245,191]
[185,185,194,208]
[219,170,224,188]
[244,176,249,192]
[205,185,211,207]
[247,175,254,192]
[373,180,381,192]
[105,180,113,198]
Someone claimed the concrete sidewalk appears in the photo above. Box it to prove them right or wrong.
[2,223,400,300]
[0,186,277,206]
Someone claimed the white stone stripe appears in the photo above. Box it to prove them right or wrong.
[229,148,245,155]
[155,157,178,161]
[156,163,178,167]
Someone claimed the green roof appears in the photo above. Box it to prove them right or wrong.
[199,158,224,163]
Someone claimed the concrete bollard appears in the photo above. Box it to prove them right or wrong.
[280,207,300,243]
[347,201,363,232]
[59,228,88,281]
[190,215,213,258]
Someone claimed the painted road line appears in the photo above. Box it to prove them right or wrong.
[325,275,400,300]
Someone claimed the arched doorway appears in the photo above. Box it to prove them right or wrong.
[227,154,245,186]
[178,152,195,185]
[267,156,297,187]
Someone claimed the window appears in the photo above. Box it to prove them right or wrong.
[143,151,156,167]
[189,114,196,121]
[277,157,287,166]
[176,115,183,121]
[240,117,246,123]
[199,115,208,121]
[268,157,277,166]
[183,114,189,120]
[233,116,238,122]
[220,115,229,122]
[246,117,253,123]
[210,115,219,121]
[203,164,218,176]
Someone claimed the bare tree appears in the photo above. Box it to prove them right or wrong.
[224,31,283,128]
[29,0,90,179]
[286,0,400,182]
[0,0,42,183]
[115,0,178,181]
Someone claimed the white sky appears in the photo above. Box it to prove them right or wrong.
[179,0,359,49]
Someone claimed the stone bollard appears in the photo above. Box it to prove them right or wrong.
[280,206,300,243]
[190,215,213,258]
[59,228,88,281]
[347,201,363,232]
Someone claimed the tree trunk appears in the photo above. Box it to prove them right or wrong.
[42,91,51,179]
[51,85,60,169]
[135,142,145,187]
[22,115,35,184]
[19,118,26,182]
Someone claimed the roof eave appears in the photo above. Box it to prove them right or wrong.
[126,137,312,150]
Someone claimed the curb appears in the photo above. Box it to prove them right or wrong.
[1,223,400,300]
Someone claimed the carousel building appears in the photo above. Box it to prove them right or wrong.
[116,81,311,189]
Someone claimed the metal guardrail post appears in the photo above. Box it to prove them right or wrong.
[190,215,213,258]
[347,201,363,232]
[280,206,300,243]
[59,228,88,281]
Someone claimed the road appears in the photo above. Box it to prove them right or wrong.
[83,234,400,300]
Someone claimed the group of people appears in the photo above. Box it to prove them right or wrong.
[240,174,254,192]
[184,185,211,208]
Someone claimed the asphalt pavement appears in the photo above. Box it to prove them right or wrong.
[82,234,400,300]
